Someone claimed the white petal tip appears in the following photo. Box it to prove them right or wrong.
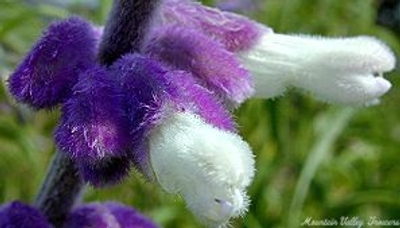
[149,112,255,227]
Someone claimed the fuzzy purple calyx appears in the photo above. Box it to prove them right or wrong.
[160,0,262,52]
[55,65,130,164]
[0,201,51,228]
[111,54,170,143]
[65,202,159,228]
[109,54,170,177]
[165,70,236,131]
[112,53,236,133]
[8,16,97,109]
[54,65,132,186]
[144,25,254,105]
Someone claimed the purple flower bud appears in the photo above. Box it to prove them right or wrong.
[8,16,97,109]
[55,65,130,164]
[144,26,254,105]
[0,201,51,228]
[65,202,159,228]
[161,0,262,52]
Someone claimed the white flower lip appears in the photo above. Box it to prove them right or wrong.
[240,31,396,105]
[148,112,255,227]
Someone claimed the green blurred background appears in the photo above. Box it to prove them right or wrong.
[1,0,400,227]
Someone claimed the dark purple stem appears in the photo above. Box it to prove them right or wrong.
[34,151,83,227]
[34,0,160,226]
[98,0,161,65]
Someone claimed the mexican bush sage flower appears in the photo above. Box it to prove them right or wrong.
[110,54,255,227]
[158,0,395,106]
[65,202,159,228]
[110,54,239,175]
[0,201,51,228]
[240,34,396,105]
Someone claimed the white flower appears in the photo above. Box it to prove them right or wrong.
[240,32,396,105]
[148,112,255,228]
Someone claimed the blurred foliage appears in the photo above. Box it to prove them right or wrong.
[1,0,400,227]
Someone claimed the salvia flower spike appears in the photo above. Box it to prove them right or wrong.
[6,0,397,227]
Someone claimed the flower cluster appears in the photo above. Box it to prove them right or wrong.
[0,201,158,228]
[7,0,395,227]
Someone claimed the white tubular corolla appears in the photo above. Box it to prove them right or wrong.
[240,32,396,105]
[149,112,255,227]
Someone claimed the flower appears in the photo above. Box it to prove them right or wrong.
[108,54,255,227]
[65,202,159,228]
[149,112,254,227]
[239,33,396,105]
[0,201,51,228]
[109,54,238,177]
[157,0,395,106]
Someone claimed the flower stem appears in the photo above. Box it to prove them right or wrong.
[98,0,161,65]
[34,151,84,227]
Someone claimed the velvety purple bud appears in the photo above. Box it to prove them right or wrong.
[110,54,171,144]
[8,16,97,109]
[166,70,236,131]
[144,26,254,105]
[0,201,51,228]
[55,65,130,164]
[161,0,262,52]
[65,202,159,228]
[77,156,131,187]
[104,202,159,228]
[64,202,119,228]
